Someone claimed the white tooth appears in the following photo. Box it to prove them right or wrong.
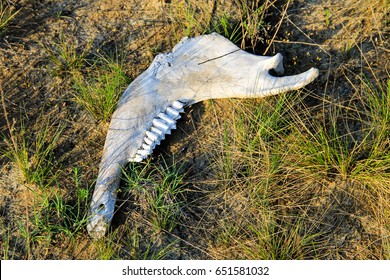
[151,126,163,136]
[142,143,152,150]
[145,131,158,141]
[153,119,170,131]
[172,100,184,109]
[130,155,144,162]
[158,113,176,125]
[151,127,165,140]
[144,137,154,145]
[166,107,181,119]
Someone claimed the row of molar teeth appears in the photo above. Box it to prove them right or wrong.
[130,100,185,162]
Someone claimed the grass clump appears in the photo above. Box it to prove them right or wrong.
[288,78,390,185]
[31,189,89,240]
[72,53,130,123]
[232,0,273,50]
[41,33,130,123]
[204,74,390,259]
[207,94,323,259]
[122,160,186,233]
[0,117,63,187]
[15,167,91,259]
[39,33,91,77]
[242,217,320,259]
[168,0,272,50]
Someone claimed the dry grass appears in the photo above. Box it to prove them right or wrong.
[327,0,388,50]
[0,0,389,260]
[0,0,19,34]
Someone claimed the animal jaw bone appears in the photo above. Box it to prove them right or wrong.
[87,32,319,239]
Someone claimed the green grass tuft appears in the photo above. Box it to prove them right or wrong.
[122,159,186,233]
[71,52,130,123]
[0,105,64,187]
[39,33,91,77]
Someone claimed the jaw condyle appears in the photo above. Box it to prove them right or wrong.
[87,33,319,239]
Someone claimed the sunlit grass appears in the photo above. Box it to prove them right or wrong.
[168,0,273,49]
[122,159,186,233]
[14,168,91,259]
[0,95,64,187]
[204,74,390,259]
[39,33,91,77]
[72,52,130,123]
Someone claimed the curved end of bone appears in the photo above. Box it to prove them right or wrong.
[279,67,319,91]
[239,67,319,99]
[87,187,116,240]
[87,163,121,240]
[257,67,319,97]
[87,210,111,240]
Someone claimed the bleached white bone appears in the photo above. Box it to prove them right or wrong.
[87,33,319,239]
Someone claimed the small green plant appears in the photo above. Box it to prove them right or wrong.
[16,169,90,258]
[168,0,215,41]
[0,228,12,260]
[180,3,203,37]
[1,118,63,186]
[243,217,320,259]
[169,0,270,50]
[39,33,90,77]
[211,13,242,45]
[290,113,354,179]
[0,1,19,35]
[94,232,119,259]
[233,0,271,50]
[216,222,240,247]
[41,169,89,237]
[349,79,390,186]
[72,52,130,123]
[324,9,331,27]
[148,162,185,232]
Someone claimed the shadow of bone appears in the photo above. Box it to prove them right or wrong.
[155,102,206,164]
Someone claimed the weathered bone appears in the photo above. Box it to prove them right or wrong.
[87,33,319,239]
